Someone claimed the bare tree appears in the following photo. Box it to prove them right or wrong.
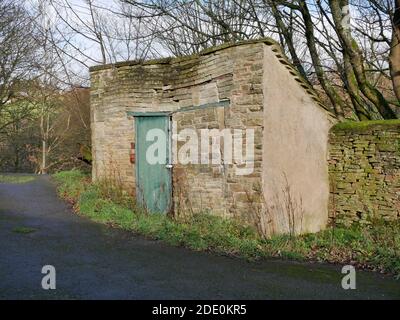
[120,0,399,120]
[390,0,400,101]
[0,1,42,122]
[328,0,396,119]
[10,0,398,121]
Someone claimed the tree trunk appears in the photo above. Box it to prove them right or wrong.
[343,54,372,120]
[329,0,397,119]
[268,0,309,82]
[14,147,20,172]
[42,138,46,174]
[298,1,345,119]
[40,112,47,175]
[390,0,400,102]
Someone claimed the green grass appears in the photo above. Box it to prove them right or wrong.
[53,170,400,277]
[52,170,91,201]
[0,174,36,184]
[12,226,37,234]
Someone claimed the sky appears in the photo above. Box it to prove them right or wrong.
[23,0,393,86]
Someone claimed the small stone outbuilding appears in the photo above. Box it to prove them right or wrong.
[90,39,336,237]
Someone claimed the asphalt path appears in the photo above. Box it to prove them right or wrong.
[0,175,398,299]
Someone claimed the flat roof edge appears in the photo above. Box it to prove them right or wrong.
[89,38,278,73]
[89,38,336,118]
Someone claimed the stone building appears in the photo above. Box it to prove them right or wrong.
[90,39,336,237]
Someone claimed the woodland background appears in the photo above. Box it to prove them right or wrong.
[1,0,399,173]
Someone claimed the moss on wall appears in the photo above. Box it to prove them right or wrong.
[329,120,400,226]
[332,119,400,132]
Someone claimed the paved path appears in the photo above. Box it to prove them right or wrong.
[0,175,398,299]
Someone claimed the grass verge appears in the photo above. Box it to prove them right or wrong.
[12,226,37,234]
[0,174,36,184]
[53,170,400,278]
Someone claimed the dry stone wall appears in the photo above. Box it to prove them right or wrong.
[329,121,400,226]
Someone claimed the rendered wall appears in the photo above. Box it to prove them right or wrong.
[261,46,336,236]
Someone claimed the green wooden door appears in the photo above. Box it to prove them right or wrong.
[135,115,171,213]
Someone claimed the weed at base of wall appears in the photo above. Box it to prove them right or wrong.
[53,170,400,278]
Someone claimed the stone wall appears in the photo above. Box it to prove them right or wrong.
[90,39,335,236]
[329,121,400,226]
[90,41,268,225]
[172,106,228,217]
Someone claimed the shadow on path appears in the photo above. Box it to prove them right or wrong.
[0,174,398,299]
